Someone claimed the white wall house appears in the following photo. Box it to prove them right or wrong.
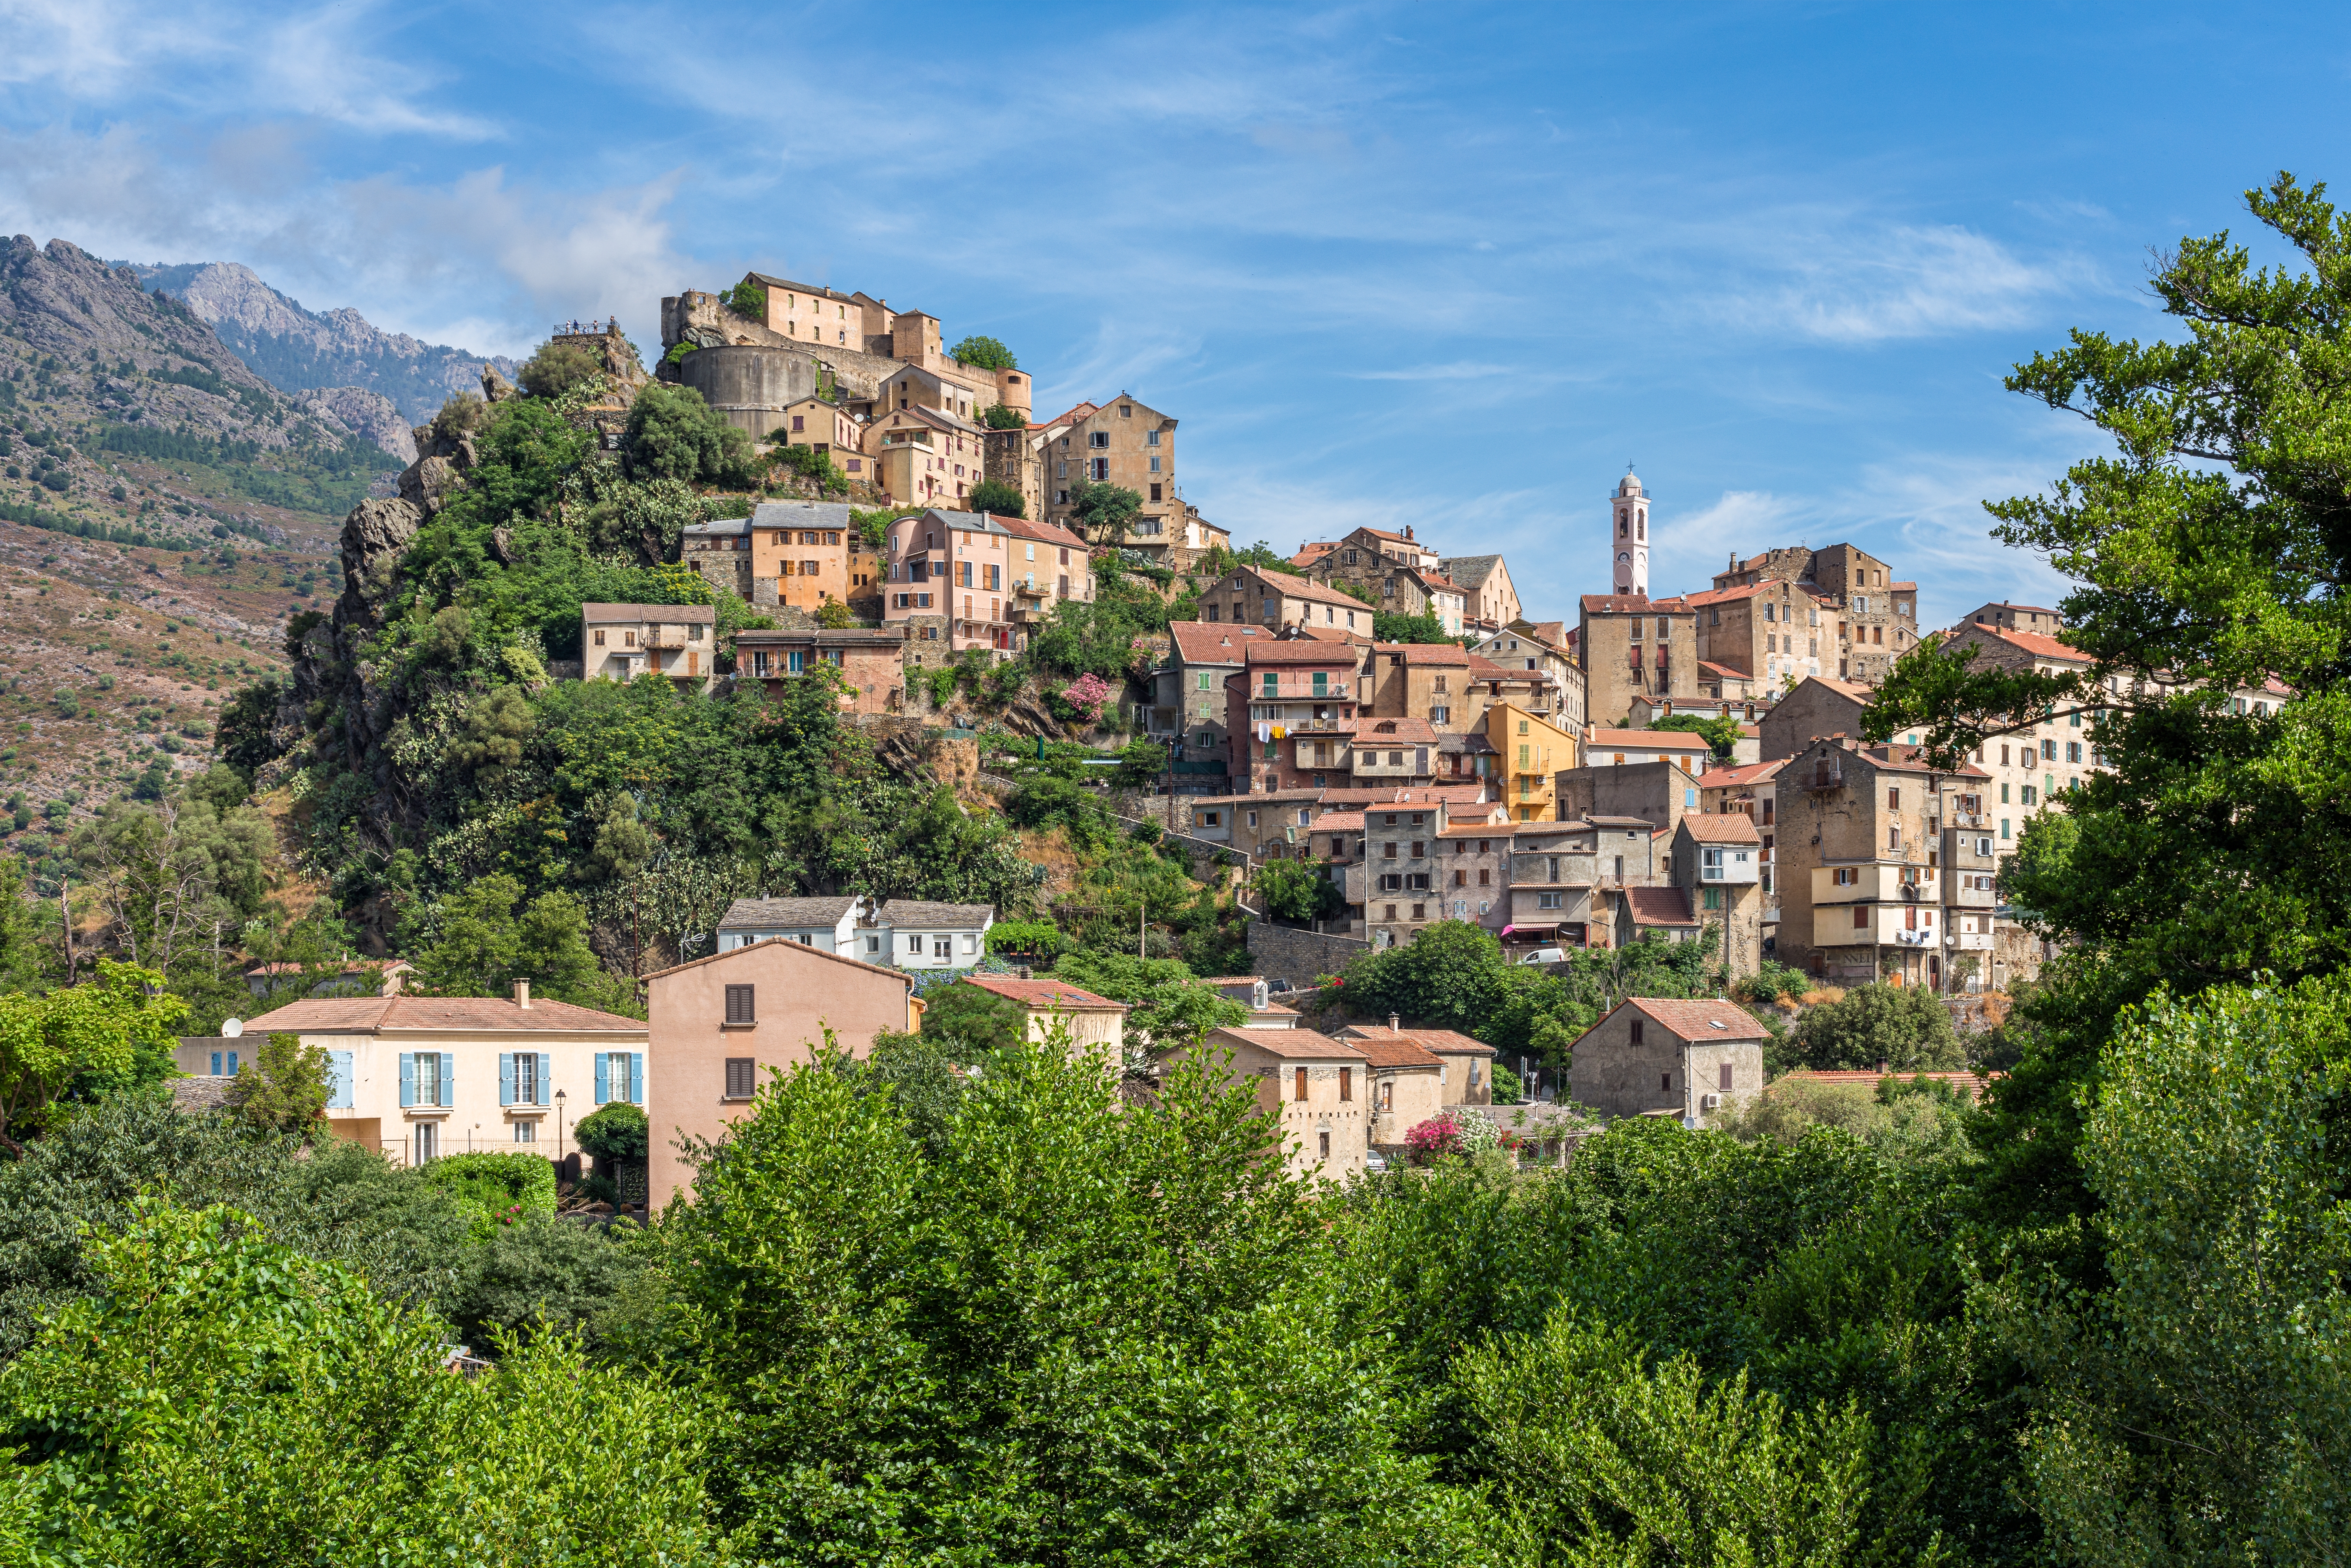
[713,895,994,970]
[713,896,864,954]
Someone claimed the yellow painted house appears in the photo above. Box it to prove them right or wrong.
[1485,700,1581,821]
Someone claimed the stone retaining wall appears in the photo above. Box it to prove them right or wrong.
[1247,920,1369,988]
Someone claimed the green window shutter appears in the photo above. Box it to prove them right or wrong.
[440,1053,455,1108]
[499,1053,514,1107]
[595,1053,609,1105]
[398,1052,414,1108]
[630,1053,644,1104]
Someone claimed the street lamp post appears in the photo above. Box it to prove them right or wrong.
[555,1088,569,1174]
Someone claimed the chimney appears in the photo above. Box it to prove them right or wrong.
[513,979,532,1009]
[1389,1013,1401,1032]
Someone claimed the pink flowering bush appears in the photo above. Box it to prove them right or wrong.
[1058,672,1114,723]
[1404,1115,1464,1165]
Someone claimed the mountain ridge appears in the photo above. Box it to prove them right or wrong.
[129,260,520,428]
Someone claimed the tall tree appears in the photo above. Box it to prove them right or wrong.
[1869,171,2351,1219]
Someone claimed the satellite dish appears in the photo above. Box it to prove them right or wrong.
[221,1018,244,1038]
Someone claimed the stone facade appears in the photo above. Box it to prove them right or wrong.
[1580,593,1701,729]
[1245,920,1370,988]
[1710,543,1920,686]
[1568,998,1767,1123]
[1756,675,1875,761]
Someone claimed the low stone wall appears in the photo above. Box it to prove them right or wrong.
[1247,921,1369,988]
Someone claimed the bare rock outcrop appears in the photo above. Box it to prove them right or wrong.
[293,385,417,463]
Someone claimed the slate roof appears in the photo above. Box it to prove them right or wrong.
[878,899,995,927]
[1439,554,1505,589]
[242,996,648,1034]
[719,896,860,928]
[751,499,858,530]
[581,602,716,623]
[964,975,1127,1010]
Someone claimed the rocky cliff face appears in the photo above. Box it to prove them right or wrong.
[135,260,521,428]
[292,386,417,464]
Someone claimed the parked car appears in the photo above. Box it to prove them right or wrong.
[1267,978,1293,994]
[1516,947,1566,966]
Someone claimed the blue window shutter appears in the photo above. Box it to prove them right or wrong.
[499,1053,515,1107]
[595,1052,609,1105]
[440,1053,455,1108]
[539,1054,552,1106]
[227,1051,238,1076]
[399,1053,414,1108]
[630,1053,644,1104]
[211,1051,222,1076]
[327,1051,353,1110]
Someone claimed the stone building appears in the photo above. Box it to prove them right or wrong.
[734,626,909,714]
[1203,563,1376,636]
[1151,622,1274,778]
[1171,1025,1373,1179]
[1960,600,2065,635]
[1710,543,1920,685]
[1689,579,1834,690]
[678,501,858,612]
[1038,393,1196,559]
[1933,622,2098,855]
[1332,1023,1496,1106]
[962,974,1128,1074]
[1360,641,1474,732]
[580,603,717,688]
[1756,675,1876,762]
[1580,592,1701,729]
[1303,526,1465,631]
[1567,997,1768,1124]
[1350,1033,1447,1153]
[1470,621,1584,733]
[1671,813,1765,978]
[1224,640,1367,792]
[864,404,990,509]
[1441,553,1522,635]
[1772,735,1994,989]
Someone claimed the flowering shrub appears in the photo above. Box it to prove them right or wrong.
[1454,1113,1500,1154]
[1059,672,1114,723]
[1404,1115,1463,1164]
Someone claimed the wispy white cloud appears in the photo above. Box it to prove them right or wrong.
[1720,224,2090,344]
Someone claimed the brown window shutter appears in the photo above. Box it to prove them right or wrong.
[725,984,755,1024]
[726,1057,756,1098]
[1295,1066,1308,1101]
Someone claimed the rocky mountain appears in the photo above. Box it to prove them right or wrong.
[135,261,521,429]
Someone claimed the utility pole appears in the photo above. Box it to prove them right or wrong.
[59,880,74,986]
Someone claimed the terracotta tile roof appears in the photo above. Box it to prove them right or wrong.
[643,936,913,988]
[1041,401,1101,427]
[243,995,648,1034]
[1793,675,1875,702]
[1684,583,1770,607]
[1857,744,1991,780]
[1975,624,2093,663]
[964,975,1126,1010]
[1581,593,1690,614]
[1269,574,1380,611]
[1184,788,1325,805]
[1348,1036,1445,1069]
[1698,660,1753,681]
[1435,823,1507,839]
[1371,642,1471,666]
[1309,811,1366,831]
[1282,625,1374,643]
[1887,581,1918,591]
[1169,622,1271,663]
[1204,1025,1363,1060]
[1194,976,1265,986]
[1341,1025,1494,1057]
[1587,727,1713,750]
[581,602,716,623]
[1622,997,1770,1040]
[1321,784,1491,806]
[1623,887,1698,926]
[1678,813,1762,844]
[1243,641,1362,665]
[1465,654,1520,678]
[1353,717,1440,743]
[997,513,1089,551]
[1697,759,1785,789]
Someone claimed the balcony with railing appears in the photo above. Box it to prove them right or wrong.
[1812,862,1939,906]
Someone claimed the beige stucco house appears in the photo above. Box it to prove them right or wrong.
[185,986,649,1170]
[644,938,920,1209]
[1165,1025,1371,1180]
[963,973,1128,1071]
[581,603,717,688]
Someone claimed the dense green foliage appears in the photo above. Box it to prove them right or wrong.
[1374,609,1450,643]
[1791,981,1965,1071]
[918,978,1029,1053]
[966,476,1025,515]
[1649,711,1742,760]
[517,336,604,399]
[221,1031,331,1133]
[948,334,1017,370]
[721,278,767,321]
[420,1150,559,1240]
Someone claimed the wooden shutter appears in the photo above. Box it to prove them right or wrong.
[398,1052,414,1108]
[327,1050,353,1110]
[1295,1066,1308,1101]
[725,984,755,1024]
[726,1057,755,1099]
[539,1054,553,1106]
[1719,1062,1734,1091]
[499,1052,515,1107]
[1339,1067,1352,1102]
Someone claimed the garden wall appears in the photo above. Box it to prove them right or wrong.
[1247,921,1368,988]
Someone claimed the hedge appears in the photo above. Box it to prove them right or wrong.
[421,1151,558,1240]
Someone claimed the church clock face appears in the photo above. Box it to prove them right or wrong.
[1617,551,1631,564]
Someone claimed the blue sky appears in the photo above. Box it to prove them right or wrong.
[3,2,2345,628]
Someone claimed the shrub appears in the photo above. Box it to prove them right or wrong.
[1404,1114,1464,1164]
[572,1101,648,1163]
[420,1151,558,1239]
[722,279,768,321]
[517,338,602,400]
[967,477,1025,516]
[979,404,1027,431]
[987,919,1067,959]
[1054,672,1114,724]
[949,335,1016,370]
[624,383,759,488]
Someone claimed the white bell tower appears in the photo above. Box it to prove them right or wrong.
[1611,469,1649,597]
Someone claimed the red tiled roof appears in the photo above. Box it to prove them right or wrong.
[1888,581,1918,591]
[1581,593,1692,614]
[1623,887,1698,927]
[1976,624,2093,663]
[1683,583,1769,607]
[1678,813,1762,844]
[1796,676,1876,702]
[1465,654,1531,679]
[997,513,1088,551]
[964,975,1127,1010]
[1698,660,1753,681]
[1310,811,1367,831]
[1587,727,1713,750]
[1204,1025,1363,1060]
[1169,622,1271,664]
[1353,717,1440,742]
[1348,1036,1445,1069]
[1372,641,1471,666]
[1342,1025,1494,1056]
[244,995,647,1034]
[1243,640,1362,665]
[1624,997,1768,1039]
[1697,758,1785,788]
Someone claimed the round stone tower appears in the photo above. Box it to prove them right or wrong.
[1611,470,1650,597]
